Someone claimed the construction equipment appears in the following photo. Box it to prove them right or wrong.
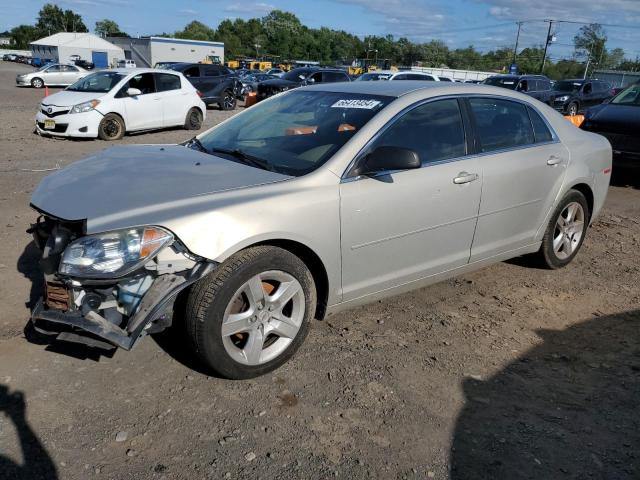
[201,55,222,65]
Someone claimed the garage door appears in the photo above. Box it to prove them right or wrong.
[91,51,108,68]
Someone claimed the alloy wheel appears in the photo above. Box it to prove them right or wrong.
[553,202,585,260]
[221,270,305,366]
[223,92,235,110]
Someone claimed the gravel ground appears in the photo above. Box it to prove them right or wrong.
[0,61,638,480]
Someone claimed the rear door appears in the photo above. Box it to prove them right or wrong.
[60,65,80,84]
[119,72,163,130]
[467,97,569,261]
[154,72,187,127]
[340,98,482,300]
[43,65,64,85]
[202,66,225,100]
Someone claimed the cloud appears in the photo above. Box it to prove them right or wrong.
[179,8,198,15]
[224,2,275,15]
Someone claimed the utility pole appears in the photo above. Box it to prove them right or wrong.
[540,20,554,74]
[512,21,522,65]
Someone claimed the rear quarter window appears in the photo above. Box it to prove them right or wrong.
[527,106,553,143]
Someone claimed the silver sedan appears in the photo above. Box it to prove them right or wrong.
[16,63,88,88]
[29,82,611,378]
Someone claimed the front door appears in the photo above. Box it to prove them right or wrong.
[340,98,482,301]
[119,72,163,130]
[467,97,569,261]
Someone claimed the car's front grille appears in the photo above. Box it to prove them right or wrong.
[37,121,68,133]
[41,108,70,118]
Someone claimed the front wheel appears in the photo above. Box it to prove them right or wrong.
[98,113,125,141]
[185,246,316,379]
[537,189,589,269]
[219,90,237,111]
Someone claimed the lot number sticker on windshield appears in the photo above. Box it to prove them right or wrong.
[331,99,382,109]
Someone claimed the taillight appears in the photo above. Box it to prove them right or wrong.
[196,90,204,98]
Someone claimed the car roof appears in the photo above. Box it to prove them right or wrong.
[110,68,180,75]
[301,80,504,97]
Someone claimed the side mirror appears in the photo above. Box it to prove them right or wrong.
[126,87,142,96]
[354,146,421,176]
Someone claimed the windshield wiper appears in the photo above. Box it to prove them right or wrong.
[186,136,208,153]
[209,147,274,172]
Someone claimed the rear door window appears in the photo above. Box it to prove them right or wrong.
[183,66,200,78]
[372,99,466,165]
[527,106,553,143]
[155,73,181,92]
[204,67,220,77]
[468,98,535,152]
[322,71,348,83]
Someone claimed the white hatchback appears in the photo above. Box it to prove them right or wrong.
[35,68,206,140]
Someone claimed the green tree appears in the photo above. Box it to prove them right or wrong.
[175,21,216,41]
[574,23,607,76]
[9,25,38,49]
[36,3,87,36]
[95,19,125,37]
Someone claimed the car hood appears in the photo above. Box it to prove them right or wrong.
[31,144,291,232]
[41,90,105,107]
[585,103,640,134]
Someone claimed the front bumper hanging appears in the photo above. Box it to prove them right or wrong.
[31,262,214,350]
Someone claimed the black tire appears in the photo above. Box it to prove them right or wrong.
[31,78,43,88]
[536,189,589,269]
[98,113,125,141]
[219,90,237,111]
[567,102,579,116]
[185,246,316,379]
[184,107,203,130]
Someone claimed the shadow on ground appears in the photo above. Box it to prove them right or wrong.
[451,309,640,479]
[0,385,58,479]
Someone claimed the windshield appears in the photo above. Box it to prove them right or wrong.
[282,69,311,82]
[483,77,518,89]
[356,73,391,81]
[554,80,583,92]
[196,90,392,176]
[67,71,126,93]
[611,83,640,106]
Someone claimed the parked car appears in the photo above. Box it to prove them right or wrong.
[256,67,350,100]
[16,64,89,88]
[117,59,137,68]
[34,68,206,140]
[6,54,17,61]
[265,68,285,77]
[240,72,279,93]
[483,74,554,104]
[581,82,640,169]
[165,62,241,110]
[2,54,9,61]
[29,82,611,379]
[551,79,614,115]
[154,61,180,69]
[356,70,440,82]
[74,59,95,70]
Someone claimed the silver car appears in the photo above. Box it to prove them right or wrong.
[16,63,88,88]
[29,82,611,379]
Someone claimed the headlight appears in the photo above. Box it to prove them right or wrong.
[70,99,100,114]
[59,226,173,278]
[556,95,569,102]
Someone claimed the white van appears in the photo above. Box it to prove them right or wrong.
[117,59,137,68]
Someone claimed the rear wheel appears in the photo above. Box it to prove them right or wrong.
[31,78,43,88]
[185,246,316,379]
[537,189,589,269]
[184,107,203,130]
[98,113,125,141]
[219,90,237,111]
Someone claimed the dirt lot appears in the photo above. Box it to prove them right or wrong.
[0,61,638,480]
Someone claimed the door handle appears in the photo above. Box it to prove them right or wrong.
[547,155,563,166]
[453,172,479,184]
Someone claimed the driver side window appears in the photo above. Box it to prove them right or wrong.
[583,83,592,95]
[308,72,322,83]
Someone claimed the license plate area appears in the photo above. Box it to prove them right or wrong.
[44,119,55,129]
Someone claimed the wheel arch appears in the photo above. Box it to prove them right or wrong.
[568,182,594,221]
[247,239,330,320]
[102,111,126,130]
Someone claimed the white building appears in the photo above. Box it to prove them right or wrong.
[30,33,124,68]
[107,36,224,67]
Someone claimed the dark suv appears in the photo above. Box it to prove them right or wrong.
[166,63,242,110]
[257,67,350,101]
[551,79,614,116]
[483,74,554,104]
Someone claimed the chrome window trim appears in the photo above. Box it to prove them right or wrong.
[341,93,560,182]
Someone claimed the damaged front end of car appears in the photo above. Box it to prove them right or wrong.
[28,213,215,350]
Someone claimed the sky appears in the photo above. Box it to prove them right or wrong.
[2,0,640,60]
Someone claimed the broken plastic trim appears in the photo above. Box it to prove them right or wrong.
[31,261,215,350]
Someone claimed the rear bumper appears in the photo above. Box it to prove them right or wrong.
[31,262,214,350]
